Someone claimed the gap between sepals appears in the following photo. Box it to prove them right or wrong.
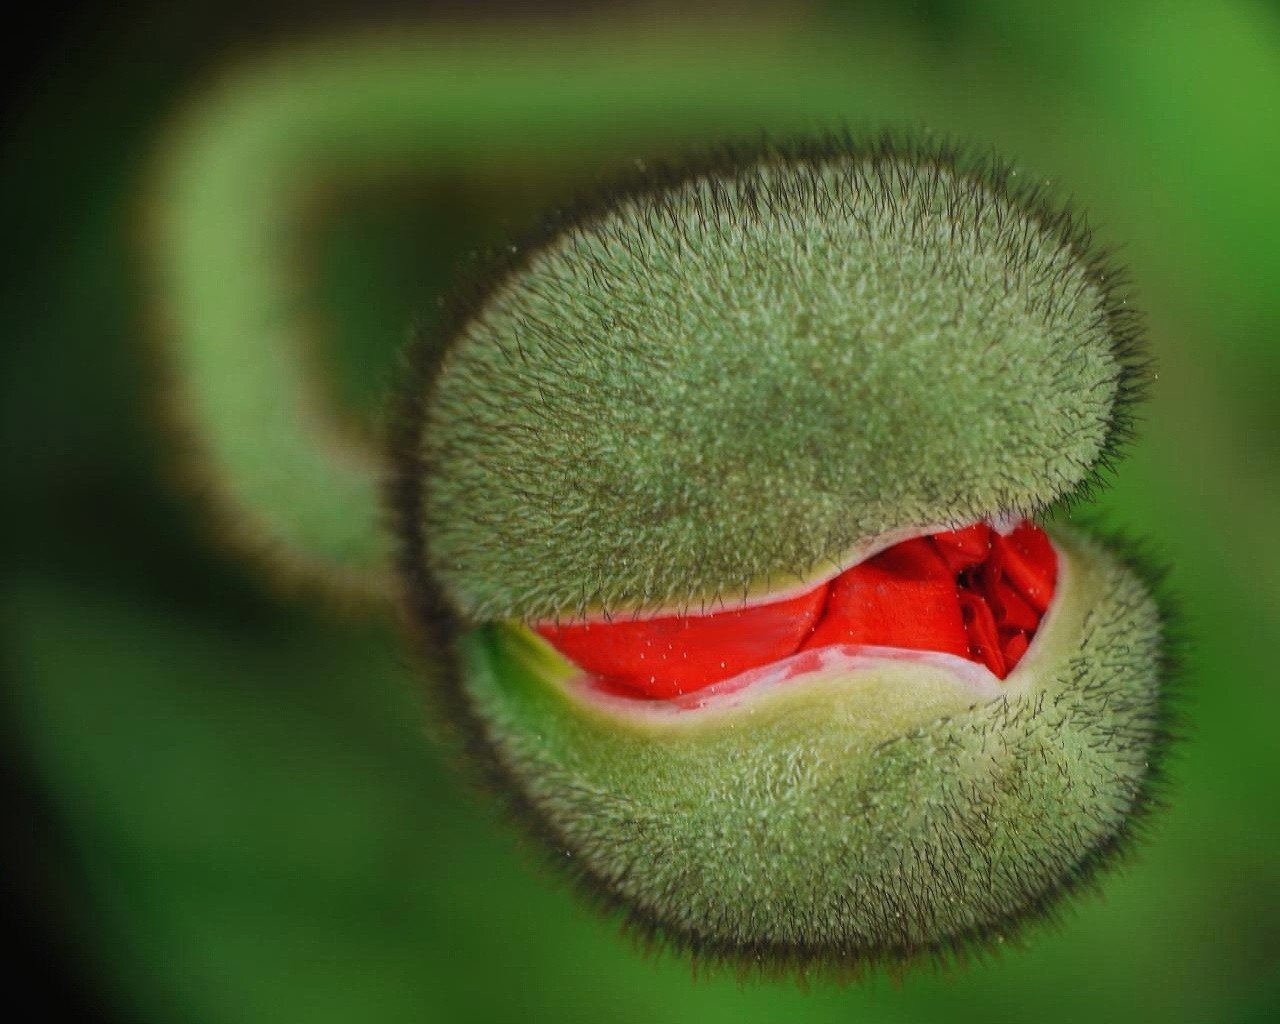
[536,517,1059,700]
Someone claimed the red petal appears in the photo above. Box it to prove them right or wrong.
[992,524,1058,613]
[1000,630,1030,671]
[959,591,1005,677]
[931,523,992,573]
[536,583,829,698]
[867,536,952,580]
[537,521,1057,699]
[803,564,970,659]
[981,563,1041,632]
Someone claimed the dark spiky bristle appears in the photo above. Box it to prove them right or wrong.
[398,133,1146,623]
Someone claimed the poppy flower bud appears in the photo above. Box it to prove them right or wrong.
[390,136,1176,974]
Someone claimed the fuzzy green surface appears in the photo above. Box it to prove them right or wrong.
[148,32,704,595]
[458,528,1164,964]
[423,151,1127,621]
[150,28,977,598]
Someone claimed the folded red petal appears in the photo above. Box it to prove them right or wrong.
[867,536,953,580]
[1000,629,1030,669]
[982,565,1041,632]
[537,520,1058,698]
[801,564,970,658]
[931,523,993,573]
[993,524,1058,613]
[536,583,829,698]
[959,591,1005,677]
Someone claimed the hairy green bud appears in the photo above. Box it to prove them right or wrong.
[416,139,1142,622]
[391,136,1175,975]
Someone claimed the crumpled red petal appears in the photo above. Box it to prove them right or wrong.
[537,521,1058,699]
[802,564,970,659]
[536,585,829,700]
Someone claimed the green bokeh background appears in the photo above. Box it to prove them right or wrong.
[4,1,1278,1021]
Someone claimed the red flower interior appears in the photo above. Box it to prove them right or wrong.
[536,521,1058,700]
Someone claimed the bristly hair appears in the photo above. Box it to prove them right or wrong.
[392,129,1149,625]
[410,127,1148,500]
[387,474,1183,981]
[385,131,1176,981]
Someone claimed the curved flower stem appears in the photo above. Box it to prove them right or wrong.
[143,20,936,598]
